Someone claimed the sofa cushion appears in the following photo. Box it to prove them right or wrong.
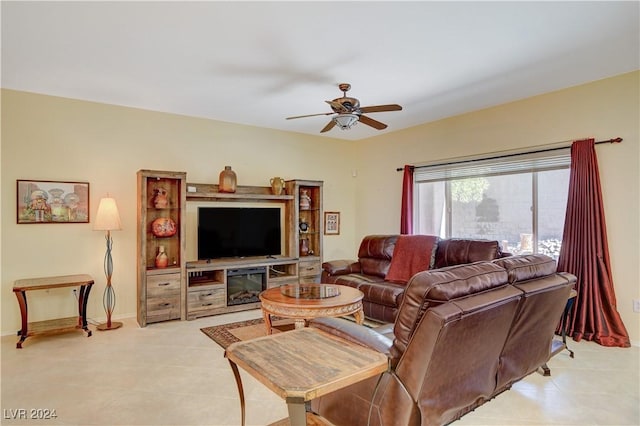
[434,239,502,269]
[332,274,403,308]
[321,259,361,276]
[357,235,397,278]
[392,261,509,361]
[493,254,557,283]
[385,235,439,284]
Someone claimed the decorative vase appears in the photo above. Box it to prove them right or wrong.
[153,187,169,208]
[270,177,285,196]
[299,189,311,210]
[299,238,310,256]
[151,217,177,237]
[155,246,169,268]
[219,166,237,193]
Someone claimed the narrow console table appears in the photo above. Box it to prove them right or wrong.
[13,274,94,348]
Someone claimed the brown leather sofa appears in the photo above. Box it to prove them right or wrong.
[310,254,576,426]
[321,235,507,323]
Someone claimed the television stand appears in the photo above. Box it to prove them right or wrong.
[185,257,299,320]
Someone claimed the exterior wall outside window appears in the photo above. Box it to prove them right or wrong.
[416,168,569,259]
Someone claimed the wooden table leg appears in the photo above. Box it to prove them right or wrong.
[14,290,28,349]
[286,397,307,426]
[227,358,246,426]
[78,283,93,337]
[354,306,365,325]
[262,309,273,335]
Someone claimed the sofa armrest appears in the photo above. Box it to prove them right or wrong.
[322,260,361,275]
[309,317,393,357]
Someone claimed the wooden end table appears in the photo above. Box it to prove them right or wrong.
[259,284,364,335]
[13,274,94,348]
[225,327,388,426]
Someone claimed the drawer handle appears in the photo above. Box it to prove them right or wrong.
[203,303,213,306]
[306,267,315,271]
[204,293,213,297]
[158,282,171,287]
[161,303,171,307]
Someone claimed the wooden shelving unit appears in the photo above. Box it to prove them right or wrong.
[137,174,324,324]
[286,180,324,283]
[185,257,299,320]
[137,170,187,327]
[186,182,294,202]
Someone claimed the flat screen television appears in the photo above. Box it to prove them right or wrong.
[197,207,281,260]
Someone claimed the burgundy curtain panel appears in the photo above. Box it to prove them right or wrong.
[400,165,414,235]
[557,139,630,347]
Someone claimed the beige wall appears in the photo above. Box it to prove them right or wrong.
[353,71,639,344]
[1,90,358,333]
[2,70,638,344]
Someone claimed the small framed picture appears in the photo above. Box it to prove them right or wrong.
[17,180,90,224]
[324,211,340,235]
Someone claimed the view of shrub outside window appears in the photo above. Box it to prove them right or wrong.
[414,156,570,260]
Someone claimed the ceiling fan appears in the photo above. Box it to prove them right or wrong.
[286,83,403,133]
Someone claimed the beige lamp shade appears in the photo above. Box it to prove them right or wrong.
[94,197,122,231]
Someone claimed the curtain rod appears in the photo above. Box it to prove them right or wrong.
[396,137,623,172]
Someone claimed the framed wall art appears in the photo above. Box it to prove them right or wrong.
[324,211,340,235]
[17,180,90,224]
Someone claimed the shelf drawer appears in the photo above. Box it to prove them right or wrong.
[146,295,181,323]
[188,287,226,312]
[300,275,321,284]
[268,277,299,288]
[146,273,181,298]
[299,260,321,278]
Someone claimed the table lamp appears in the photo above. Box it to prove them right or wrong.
[94,196,123,330]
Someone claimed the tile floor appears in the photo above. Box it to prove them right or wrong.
[1,310,638,426]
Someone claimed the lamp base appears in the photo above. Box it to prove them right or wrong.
[96,321,123,331]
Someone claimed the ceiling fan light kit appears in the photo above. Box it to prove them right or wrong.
[286,83,402,133]
[334,113,359,130]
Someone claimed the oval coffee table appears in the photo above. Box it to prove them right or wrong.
[259,283,364,335]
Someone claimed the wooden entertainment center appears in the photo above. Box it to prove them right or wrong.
[136,170,323,327]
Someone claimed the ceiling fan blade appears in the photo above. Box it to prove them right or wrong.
[359,115,388,130]
[359,104,403,114]
[320,120,336,133]
[325,100,349,113]
[286,112,334,120]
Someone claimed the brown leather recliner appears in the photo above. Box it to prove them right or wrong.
[321,235,507,323]
[310,254,575,426]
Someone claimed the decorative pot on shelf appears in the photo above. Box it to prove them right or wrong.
[151,217,177,238]
[299,238,310,256]
[153,187,169,208]
[270,177,285,196]
[299,189,311,210]
[219,166,237,193]
[155,246,169,268]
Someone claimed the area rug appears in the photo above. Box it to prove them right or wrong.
[201,317,295,349]
[201,315,382,349]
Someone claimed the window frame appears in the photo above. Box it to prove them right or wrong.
[413,147,571,256]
